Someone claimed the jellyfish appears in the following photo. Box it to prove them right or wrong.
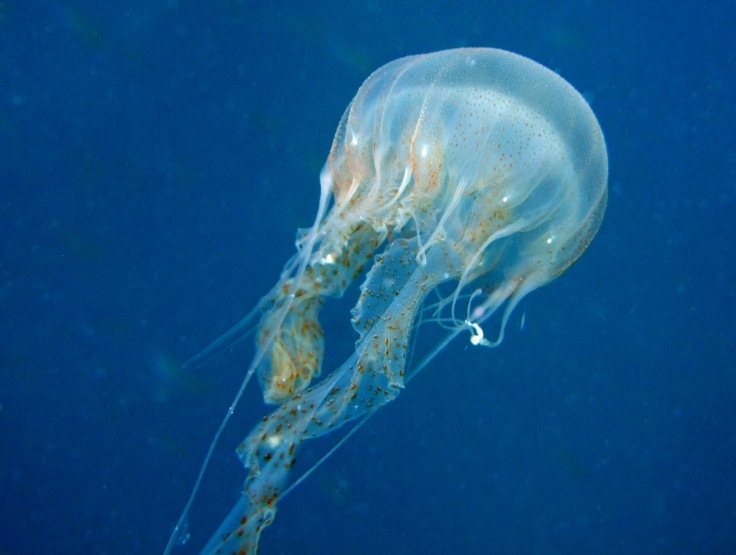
[164,47,607,554]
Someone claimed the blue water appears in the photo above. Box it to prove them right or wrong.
[1,1,734,553]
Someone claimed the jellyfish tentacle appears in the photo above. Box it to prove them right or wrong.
[206,237,458,553]
[416,177,469,266]
[180,302,262,370]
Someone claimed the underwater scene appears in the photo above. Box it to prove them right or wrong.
[1,1,734,553]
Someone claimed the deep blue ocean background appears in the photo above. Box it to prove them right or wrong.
[1,1,734,553]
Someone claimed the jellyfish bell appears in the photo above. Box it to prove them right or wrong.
[255,47,606,402]
[165,48,607,554]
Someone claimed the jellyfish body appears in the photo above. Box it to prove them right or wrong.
[171,48,607,555]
